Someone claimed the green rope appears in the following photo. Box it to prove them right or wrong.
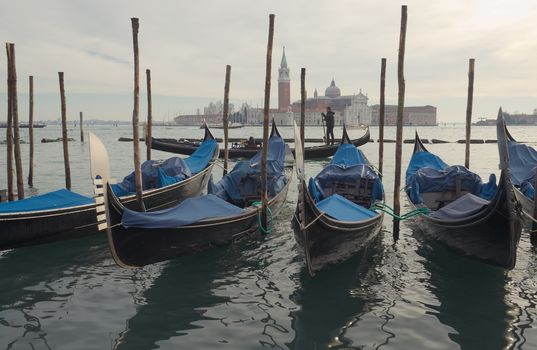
[370,202,429,222]
[252,201,274,235]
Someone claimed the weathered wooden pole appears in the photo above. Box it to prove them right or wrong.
[393,5,407,241]
[58,72,71,190]
[300,68,306,150]
[28,75,34,187]
[131,18,145,210]
[7,43,24,199]
[79,111,84,142]
[533,163,537,245]
[222,65,231,176]
[260,14,275,229]
[379,58,386,174]
[464,58,475,169]
[145,68,152,160]
[5,45,14,201]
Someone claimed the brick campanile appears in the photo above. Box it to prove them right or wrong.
[278,47,290,111]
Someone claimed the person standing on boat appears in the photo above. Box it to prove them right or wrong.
[321,106,335,145]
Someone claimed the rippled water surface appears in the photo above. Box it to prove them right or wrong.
[1,124,537,349]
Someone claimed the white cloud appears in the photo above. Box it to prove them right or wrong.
[1,0,537,121]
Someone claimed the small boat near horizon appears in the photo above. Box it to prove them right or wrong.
[151,127,370,159]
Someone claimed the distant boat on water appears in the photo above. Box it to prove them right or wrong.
[200,123,243,129]
[0,123,46,128]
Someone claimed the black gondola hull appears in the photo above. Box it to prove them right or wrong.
[407,175,521,269]
[291,180,383,274]
[0,155,217,251]
[106,178,291,267]
[151,129,370,159]
[0,204,102,250]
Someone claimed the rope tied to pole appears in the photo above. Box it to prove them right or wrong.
[253,201,273,234]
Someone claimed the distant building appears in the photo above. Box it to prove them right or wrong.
[174,48,437,127]
[371,105,437,126]
[289,79,372,126]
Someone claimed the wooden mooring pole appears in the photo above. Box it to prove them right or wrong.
[28,76,34,187]
[5,45,14,201]
[465,58,475,169]
[58,72,71,190]
[393,5,407,241]
[79,111,84,142]
[145,68,152,160]
[261,14,275,230]
[379,58,386,175]
[222,65,231,176]
[7,43,24,199]
[131,18,145,211]
[300,68,306,150]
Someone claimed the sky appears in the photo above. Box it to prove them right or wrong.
[1,0,537,122]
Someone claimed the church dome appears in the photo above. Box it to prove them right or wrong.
[325,79,341,98]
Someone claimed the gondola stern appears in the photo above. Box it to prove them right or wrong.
[202,122,216,142]
[413,131,429,154]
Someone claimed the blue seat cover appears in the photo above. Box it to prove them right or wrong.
[0,189,94,213]
[316,193,378,222]
[185,139,218,174]
[430,193,490,220]
[121,194,245,228]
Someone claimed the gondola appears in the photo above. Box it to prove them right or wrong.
[99,122,294,267]
[151,127,370,159]
[404,109,522,269]
[0,125,219,251]
[291,122,384,276]
[503,123,537,219]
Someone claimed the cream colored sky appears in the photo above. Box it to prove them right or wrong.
[1,0,537,121]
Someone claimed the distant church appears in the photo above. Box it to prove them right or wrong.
[174,47,436,126]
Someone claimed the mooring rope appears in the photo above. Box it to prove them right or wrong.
[252,201,273,234]
[371,202,430,221]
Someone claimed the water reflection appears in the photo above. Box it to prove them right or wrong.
[113,224,299,349]
[418,238,513,349]
[0,235,110,349]
[289,235,383,349]
[113,249,232,349]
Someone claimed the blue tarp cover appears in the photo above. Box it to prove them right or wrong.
[316,193,378,221]
[121,194,245,228]
[406,150,497,204]
[430,193,490,220]
[185,139,218,174]
[313,164,383,201]
[208,133,287,204]
[330,143,368,168]
[405,151,448,185]
[0,189,94,213]
[508,140,537,187]
[112,157,192,196]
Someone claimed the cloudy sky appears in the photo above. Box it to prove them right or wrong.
[1,0,537,122]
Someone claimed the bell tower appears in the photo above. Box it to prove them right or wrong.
[278,47,290,111]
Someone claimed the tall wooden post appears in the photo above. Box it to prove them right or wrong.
[145,68,152,160]
[464,58,475,169]
[58,72,71,190]
[393,5,407,240]
[379,58,386,174]
[28,76,34,187]
[79,112,84,142]
[300,68,306,150]
[7,44,24,199]
[533,169,537,245]
[5,45,14,201]
[131,18,144,210]
[261,14,275,229]
[222,65,231,176]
